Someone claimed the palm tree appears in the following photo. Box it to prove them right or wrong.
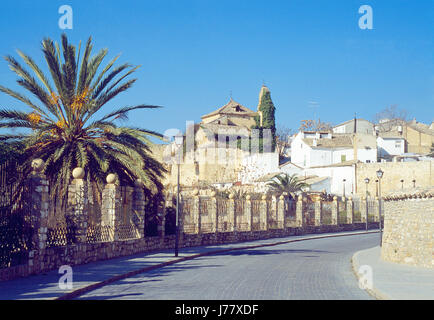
[0,34,166,203]
[267,173,309,197]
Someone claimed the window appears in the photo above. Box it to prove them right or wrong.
[395,141,402,148]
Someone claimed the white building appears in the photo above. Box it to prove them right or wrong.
[304,161,357,196]
[333,118,374,135]
[287,131,377,196]
[238,152,280,185]
[279,161,303,176]
[291,131,377,168]
[377,133,405,160]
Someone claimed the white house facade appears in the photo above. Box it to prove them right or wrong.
[290,131,377,168]
[377,135,405,159]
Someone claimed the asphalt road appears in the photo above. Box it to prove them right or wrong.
[76,233,379,300]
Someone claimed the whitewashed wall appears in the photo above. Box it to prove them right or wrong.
[304,165,356,196]
[238,152,279,184]
[377,137,405,158]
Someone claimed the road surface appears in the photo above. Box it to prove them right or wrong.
[76,233,378,300]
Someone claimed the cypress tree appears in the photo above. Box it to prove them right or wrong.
[254,86,276,151]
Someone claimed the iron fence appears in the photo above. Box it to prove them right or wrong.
[234,199,244,216]
[86,225,113,243]
[183,223,196,234]
[200,222,214,233]
[116,224,138,240]
[0,161,33,268]
[236,222,250,232]
[305,202,315,226]
[46,226,76,247]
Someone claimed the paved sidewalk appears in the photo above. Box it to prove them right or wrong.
[352,246,434,300]
[0,230,378,300]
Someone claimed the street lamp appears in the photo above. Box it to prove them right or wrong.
[174,132,184,257]
[412,179,416,188]
[400,179,404,190]
[376,168,384,246]
[364,177,370,231]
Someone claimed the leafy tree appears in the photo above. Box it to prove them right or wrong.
[276,124,293,161]
[267,173,309,197]
[0,34,166,204]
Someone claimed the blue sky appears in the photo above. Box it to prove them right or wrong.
[0,0,432,139]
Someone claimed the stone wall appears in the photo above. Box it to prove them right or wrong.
[381,188,434,269]
[0,175,381,282]
[355,161,434,196]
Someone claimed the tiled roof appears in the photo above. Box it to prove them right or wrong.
[378,131,405,139]
[201,99,257,119]
[303,133,377,149]
[303,134,353,148]
[333,118,373,128]
[309,160,359,168]
[407,122,434,136]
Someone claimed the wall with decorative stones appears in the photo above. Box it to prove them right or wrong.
[381,188,434,269]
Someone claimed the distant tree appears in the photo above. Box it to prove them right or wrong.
[275,124,293,161]
[374,105,409,132]
[0,140,24,164]
[299,119,332,132]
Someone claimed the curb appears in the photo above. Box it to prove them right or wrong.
[351,249,390,300]
[57,230,380,300]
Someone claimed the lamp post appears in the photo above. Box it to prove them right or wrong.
[400,179,404,190]
[376,168,384,246]
[364,177,370,231]
[412,179,416,188]
[375,179,379,197]
[174,132,184,257]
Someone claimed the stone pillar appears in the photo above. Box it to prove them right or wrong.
[277,195,285,229]
[132,180,145,238]
[360,197,367,223]
[244,195,252,231]
[228,194,235,232]
[340,197,347,225]
[314,198,322,226]
[346,197,354,224]
[101,174,121,241]
[210,192,217,233]
[66,167,89,243]
[296,195,304,228]
[28,159,49,251]
[331,196,338,225]
[260,195,268,231]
